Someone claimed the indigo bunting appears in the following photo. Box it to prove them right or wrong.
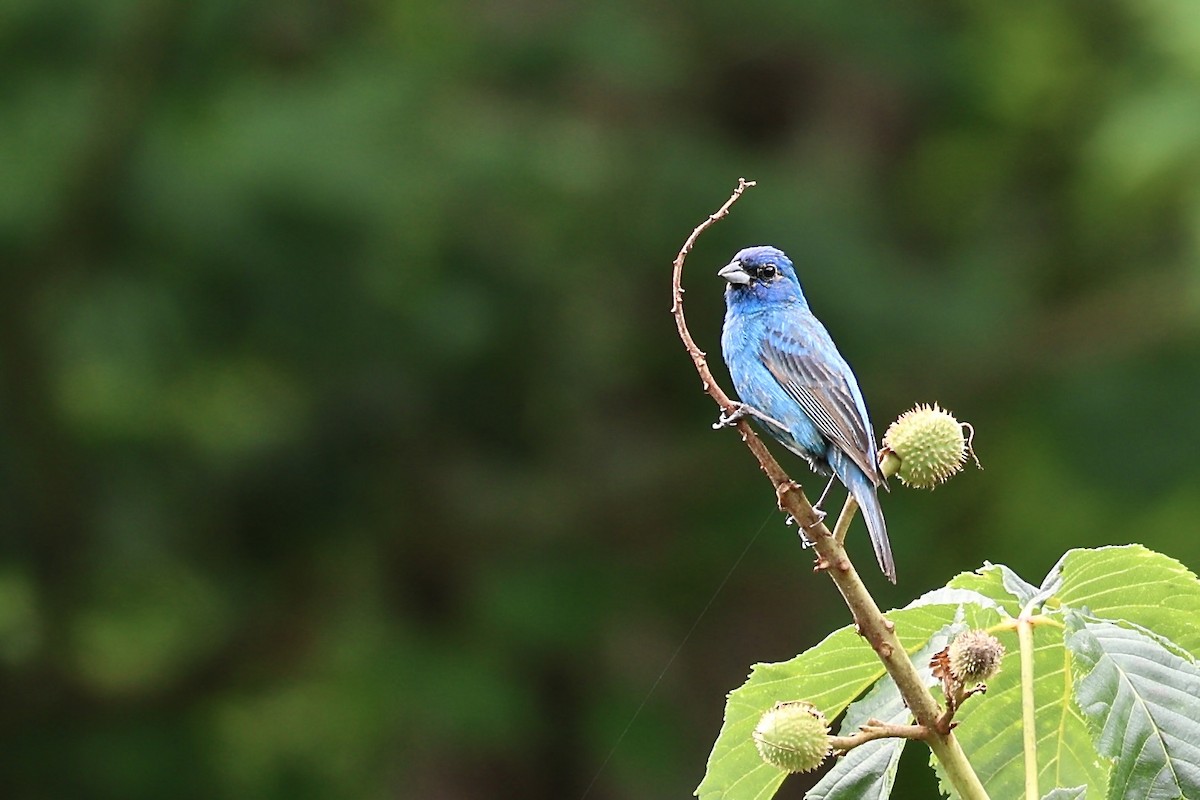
[718,246,895,583]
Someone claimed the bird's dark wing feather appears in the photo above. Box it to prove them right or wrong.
[760,327,881,484]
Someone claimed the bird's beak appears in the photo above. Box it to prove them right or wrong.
[718,261,752,285]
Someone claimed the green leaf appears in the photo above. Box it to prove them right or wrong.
[947,563,1027,617]
[1041,787,1086,800]
[696,602,991,800]
[947,619,1108,799]
[1064,611,1200,800]
[808,625,959,800]
[1049,545,1200,658]
[909,587,1007,613]
[996,562,1043,606]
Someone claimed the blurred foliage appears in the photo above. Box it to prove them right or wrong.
[2,1,1200,798]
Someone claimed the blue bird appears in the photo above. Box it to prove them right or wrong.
[718,245,895,583]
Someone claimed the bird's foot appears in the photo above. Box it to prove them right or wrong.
[712,402,787,431]
[784,516,809,546]
[788,508,826,547]
[787,506,825,551]
[786,508,828,525]
[712,403,749,429]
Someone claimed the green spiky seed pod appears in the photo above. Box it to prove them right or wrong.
[948,630,1005,684]
[880,403,968,488]
[752,701,830,773]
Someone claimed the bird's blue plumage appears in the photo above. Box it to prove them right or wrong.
[719,245,895,583]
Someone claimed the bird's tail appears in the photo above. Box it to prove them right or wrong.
[831,452,896,583]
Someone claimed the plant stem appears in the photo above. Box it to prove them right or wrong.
[671,180,991,800]
[829,720,930,752]
[832,494,858,546]
[1018,606,1039,800]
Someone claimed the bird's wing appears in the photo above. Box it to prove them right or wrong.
[759,323,881,484]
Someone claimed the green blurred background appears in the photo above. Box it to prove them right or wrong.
[4,1,1200,797]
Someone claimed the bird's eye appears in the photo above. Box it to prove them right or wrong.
[759,264,777,279]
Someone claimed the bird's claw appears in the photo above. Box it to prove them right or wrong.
[789,509,826,548]
[712,403,749,430]
[713,402,788,431]
[784,516,809,544]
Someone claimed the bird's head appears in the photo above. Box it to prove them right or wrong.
[718,246,807,309]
